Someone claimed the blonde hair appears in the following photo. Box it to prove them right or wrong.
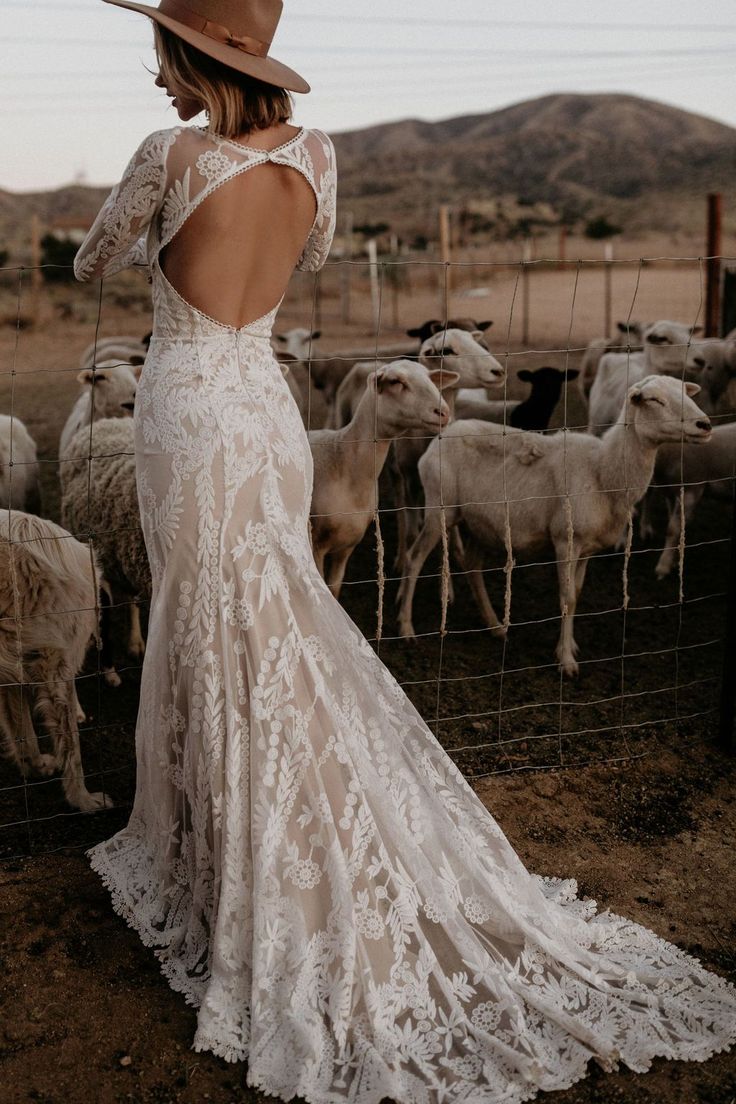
[153,23,293,138]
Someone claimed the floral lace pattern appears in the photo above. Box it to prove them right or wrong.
[73,125,736,1103]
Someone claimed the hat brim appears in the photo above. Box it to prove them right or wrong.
[102,0,310,93]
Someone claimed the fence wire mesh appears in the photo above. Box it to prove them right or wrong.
[1,248,734,861]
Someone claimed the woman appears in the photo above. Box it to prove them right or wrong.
[75,1,736,1100]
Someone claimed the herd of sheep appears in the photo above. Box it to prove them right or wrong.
[1,314,735,812]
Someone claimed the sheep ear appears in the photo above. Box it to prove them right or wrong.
[685,381,701,396]
[566,369,580,381]
[470,329,484,341]
[517,369,533,382]
[477,320,493,330]
[130,360,144,379]
[427,368,461,390]
[274,334,287,343]
[428,320,446,336]
[311,330,321,340]
[406,326,423,338]
[76,367,105,385]
[629,388,644,405]
[616,321,628,333]
[691,324,704,335]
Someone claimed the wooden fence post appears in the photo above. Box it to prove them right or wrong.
[341,210,353,325]
[367,239,380,333]
[705,192,723,338]
[439,204,451,312]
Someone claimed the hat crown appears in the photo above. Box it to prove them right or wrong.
[176,0,283,47]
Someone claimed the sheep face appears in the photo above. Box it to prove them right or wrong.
[627,375,711,447]
[691,339,736,405]
[369,360,456,435]
[642,320,703,377]
[418,329,505,390]
[407,318,493,347]
[74,359,138,417]
[272,327,320,364]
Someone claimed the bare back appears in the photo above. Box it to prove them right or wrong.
[160,124,319,329]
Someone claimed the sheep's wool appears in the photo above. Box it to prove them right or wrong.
[77,125,736,1103]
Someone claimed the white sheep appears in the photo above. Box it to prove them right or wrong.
[60,358,142,459]
[398,375,711,675]
[393,328,506,570]
[0,509,111,812]
[0,414,41,514]
[78,334,148,371]
[689,337,736,416]
[308,360,457,597]
[578,321,648,401]
[60,418,150,683]
[652,421,736,579]
[587,320,703,436]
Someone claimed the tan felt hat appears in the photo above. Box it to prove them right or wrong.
[102,0,310,93]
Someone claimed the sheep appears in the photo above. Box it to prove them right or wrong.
[397,375,711,675]
[689,337,736,416]
[393,329,507,570]
[651,421,736,579]
[587,320,703,437]
[59,358,142,458]
[78,334,148,371]
[0,414,42,514]
[407,317,493,349]
[308,360,457,597]
[454,367,580,432]
[60,418,151,685]
[578,321,648,400]
[0,509,111,812]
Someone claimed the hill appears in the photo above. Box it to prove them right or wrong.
[330,93,736,236]
[2,93,735,257]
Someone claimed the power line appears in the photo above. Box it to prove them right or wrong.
[4,2,736,32]
[7,38,736,59]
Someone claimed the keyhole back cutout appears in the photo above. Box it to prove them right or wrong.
[158,159,319,332]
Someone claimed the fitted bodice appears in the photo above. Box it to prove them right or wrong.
[73,124,337,346]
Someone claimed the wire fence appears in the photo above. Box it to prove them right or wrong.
[0,253,735,860]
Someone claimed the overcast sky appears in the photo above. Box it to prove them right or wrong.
[5,0,736,191]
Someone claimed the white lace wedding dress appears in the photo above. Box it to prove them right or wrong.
[74,124,736,1103]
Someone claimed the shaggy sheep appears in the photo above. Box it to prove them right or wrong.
[398,376,710,675]
[308,360,456,597]
[0,414,42,514]
[60,418,150,683]
[0,509,110,812]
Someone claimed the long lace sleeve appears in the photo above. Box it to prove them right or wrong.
[74,129,174,282]
[296,131,337,273]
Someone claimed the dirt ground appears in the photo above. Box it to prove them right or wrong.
[1,263,735,1102]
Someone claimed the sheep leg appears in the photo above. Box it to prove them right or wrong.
[32,653,112,813]
[397,508,446,639]
[555,545,584,677]
[312,542,327,580]
[637,487,657,542]
[393,471,409,573]
[463,538,506,639]
[325,546,355,600]
[127,598,146,660]
[98,580,122,688]
[0,684,57,777]
[655,488,702,580]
